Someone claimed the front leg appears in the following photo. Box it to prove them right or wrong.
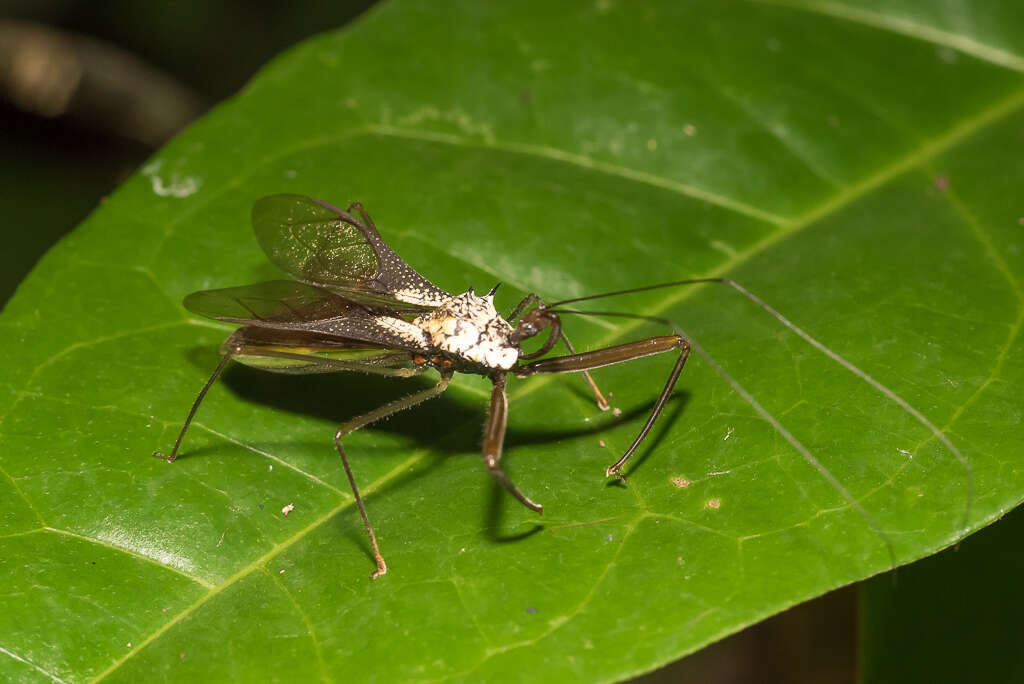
[483,373,543,513]
[508,293,609,410]
[514,335,690,480]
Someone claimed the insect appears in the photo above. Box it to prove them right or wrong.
[155,194,971,578]
[155,194,694,578]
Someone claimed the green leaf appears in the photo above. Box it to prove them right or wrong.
[2,1,1022,681]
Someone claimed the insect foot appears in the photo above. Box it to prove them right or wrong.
[370,559,387,580]
[606,463,628,482]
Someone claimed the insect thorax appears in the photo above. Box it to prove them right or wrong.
[414,290,518,370]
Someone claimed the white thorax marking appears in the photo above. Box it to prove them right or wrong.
[414,290,519,370]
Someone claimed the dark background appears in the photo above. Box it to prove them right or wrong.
[0,0,375,306]
[1,2,912,681]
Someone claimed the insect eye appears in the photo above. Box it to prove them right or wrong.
[512,321,537,342]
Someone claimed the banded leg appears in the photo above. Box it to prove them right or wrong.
[483,374,544,513]
[514,334,690,480]
[335,370,453,579]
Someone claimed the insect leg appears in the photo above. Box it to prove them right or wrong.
[335,370,454,579]
[154,352,235,462]
[346,202,374,231]
[154,338,422,464]
[509,292,609,410]
[483,373,543,513]
[556,330,609,411]
[507,293,542,322]
[515,334,690,480]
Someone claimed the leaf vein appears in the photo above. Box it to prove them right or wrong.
[266,569,330,683]
[448,517,642,680]
[0,646,70,684]
[44,527,214,589]
[366,124,789,226]
[753,0,1024,73]
[90,446,449,681]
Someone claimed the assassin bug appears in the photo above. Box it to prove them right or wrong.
[156,194,970,578]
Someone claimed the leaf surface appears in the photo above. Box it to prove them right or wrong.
[2,1,1022,681]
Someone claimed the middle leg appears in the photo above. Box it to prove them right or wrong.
[482,373,543,513]
[335,370,453,579]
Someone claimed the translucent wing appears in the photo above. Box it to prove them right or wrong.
[252,194,450,308]
[183,280,431,352]
[185,280,343,323]
[223,326,419,376]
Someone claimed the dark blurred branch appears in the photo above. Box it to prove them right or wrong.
[0,19,204,145]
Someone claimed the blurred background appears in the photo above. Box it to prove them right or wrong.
[6,2,991,682]
[0,0,375,306]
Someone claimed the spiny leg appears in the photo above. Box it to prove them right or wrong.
[335,371,453,579]
[483,373,543,513]
[154,352,235,462]
[506,292,541,322]
[515,334,690,480]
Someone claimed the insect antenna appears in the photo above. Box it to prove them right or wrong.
[548,277,727,308]
[551,276,973,539]
[552,305,898,569]
[721,279,973,536]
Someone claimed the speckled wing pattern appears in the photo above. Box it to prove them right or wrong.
[252,194,450,310]
[183,280,431,352]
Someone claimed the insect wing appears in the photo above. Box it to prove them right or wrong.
[183,280,431,352]
[184,280,349,324]
[223,326,417,376]
[252,194,450,307]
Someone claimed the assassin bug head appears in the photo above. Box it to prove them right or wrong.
[511,303,563,360]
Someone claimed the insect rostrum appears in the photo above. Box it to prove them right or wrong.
[155,194,689,579]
